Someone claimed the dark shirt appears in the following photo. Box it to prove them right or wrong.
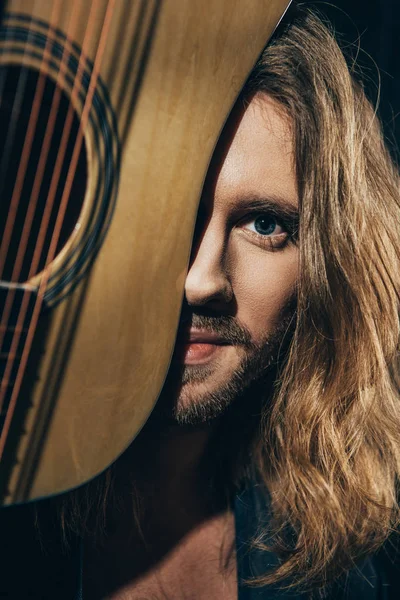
[0,483,397,599]
[235,483,392,599]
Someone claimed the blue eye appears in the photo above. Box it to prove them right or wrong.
[245,215,284,236]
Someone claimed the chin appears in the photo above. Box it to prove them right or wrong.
[154,329,288,427]
[152,363,239,427]
[169,364,256,426]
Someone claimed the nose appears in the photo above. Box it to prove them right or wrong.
[184,223,233,308]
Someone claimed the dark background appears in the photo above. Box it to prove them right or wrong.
[307,0,400,164]
[307,1,400,595]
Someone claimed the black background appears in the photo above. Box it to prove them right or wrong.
[307,0,400,163]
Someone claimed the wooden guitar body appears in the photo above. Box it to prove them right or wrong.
[0,0,290,505]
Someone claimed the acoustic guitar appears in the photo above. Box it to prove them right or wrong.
[0,0,290,506]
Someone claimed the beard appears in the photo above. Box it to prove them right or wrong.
[154,302,296,427]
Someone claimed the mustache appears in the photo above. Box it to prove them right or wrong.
[178,308,253,347]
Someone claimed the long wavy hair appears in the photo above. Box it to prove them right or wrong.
[242,4,400,590]
[57,5,400,593]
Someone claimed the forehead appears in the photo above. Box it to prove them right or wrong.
[207,93,298,210]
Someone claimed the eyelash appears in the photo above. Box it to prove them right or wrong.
[237,211,298,250]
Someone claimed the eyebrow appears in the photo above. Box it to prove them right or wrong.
[233,194,299,222]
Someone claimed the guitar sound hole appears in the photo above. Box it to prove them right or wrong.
[0,65,87,283]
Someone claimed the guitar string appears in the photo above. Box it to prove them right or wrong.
[0,0,24,118]
[0,0,26,353]
[0,0,64,277]
[0,0,46,259]
[0,0,57,315]
[0,0,92,405]
[0,1,65,392]
[0,0,117,462]
[0,0,99,421]
[0,0,78,415]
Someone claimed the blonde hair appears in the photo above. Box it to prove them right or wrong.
[244,5,400,589]
[57,6,400,593]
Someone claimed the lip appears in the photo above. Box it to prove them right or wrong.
[180,329,230,345]
[173,329,231,365]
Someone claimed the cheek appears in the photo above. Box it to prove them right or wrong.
[228,242,298,342]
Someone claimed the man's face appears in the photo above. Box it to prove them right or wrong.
[161,93,299,425]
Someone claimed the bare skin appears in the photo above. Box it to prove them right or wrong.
[84,425,237,599]
[84,94,299,599]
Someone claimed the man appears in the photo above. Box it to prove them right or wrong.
[2,5,400,599]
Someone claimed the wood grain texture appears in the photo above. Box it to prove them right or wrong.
[0,0,290,504]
